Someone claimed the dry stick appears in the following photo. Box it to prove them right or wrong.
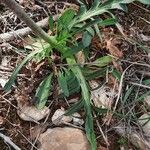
[1,0,55,46]
[128,81,150,90]
[0,132,21,150]
[0,17,50,43]
[93,113,110,147]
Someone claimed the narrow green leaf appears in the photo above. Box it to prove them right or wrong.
[82,31,92,48]
[4,49,42,91]
[67,57,96,150]
[86,27,95,37]
[111,69,121,81]
[58,9,75,29]
[49,15,54,32]
[94,56,112,67]
[58,71,69,97]
[84,68,107,80]
[92,106,108,114]
[73,18,116,34]
[35,74,53,109]
[91,0,101,9]
[123,86,134,102]
[73,18,103,34]
[65,99,84,116]
[98,18,116,26]
[76,0,87,16]
[85,112,97,150]
[94,23,102,42]
[143,79,150,85]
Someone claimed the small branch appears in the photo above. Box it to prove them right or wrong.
[0,18,48,43]
[1,0,55,45]
[0,16,56,43]
[0,132,21,150]
[128,81,150,90]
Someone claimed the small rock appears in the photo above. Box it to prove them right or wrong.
[17,106,50,122]
[15,91,50,122]
[52,108,72,125]
[72,113,84,126]
[138,113,150,135]
[38,127,90,150]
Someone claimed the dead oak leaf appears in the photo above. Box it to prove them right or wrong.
[106,38,123,58]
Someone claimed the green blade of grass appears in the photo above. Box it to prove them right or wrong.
[58,71,69,97]
[65,99,84,116]
[67,57,97,150]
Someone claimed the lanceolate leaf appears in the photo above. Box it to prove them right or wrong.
[67,57,96,150]
[94,56,112,67]
[111,69,121,81]
[73,18,116,34]
[123,86,134,102]
[65,99,84,116]
[91,0,101,9]
[58,9,76,31]
[49,15,54,32]
[84,68,107,80]
[82,31,92,48]
[35,74,53,109]
[4,49,42,91]
[58,71,69,97]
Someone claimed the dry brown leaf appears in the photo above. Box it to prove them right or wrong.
[75,51,85,65]
[106,38,123,58]
[107,74,119,90]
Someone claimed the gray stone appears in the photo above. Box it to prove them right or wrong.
[38,127,90,150]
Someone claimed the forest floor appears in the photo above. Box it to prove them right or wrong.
[0,0,150,150]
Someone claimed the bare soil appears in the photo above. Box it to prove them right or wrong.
[0,0,150,150]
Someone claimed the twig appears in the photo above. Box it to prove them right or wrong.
[93,113,110,146]
[17,130,39,150]
[0,16,55,43]
[0,132,21,150]
[120,59,150,68]
[128,81,150,90]
[139,16,150,25]
[132,2,150,13]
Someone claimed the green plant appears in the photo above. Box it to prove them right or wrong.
[3,0,150,149]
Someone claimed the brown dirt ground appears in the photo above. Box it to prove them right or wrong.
[0,0,150,150]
